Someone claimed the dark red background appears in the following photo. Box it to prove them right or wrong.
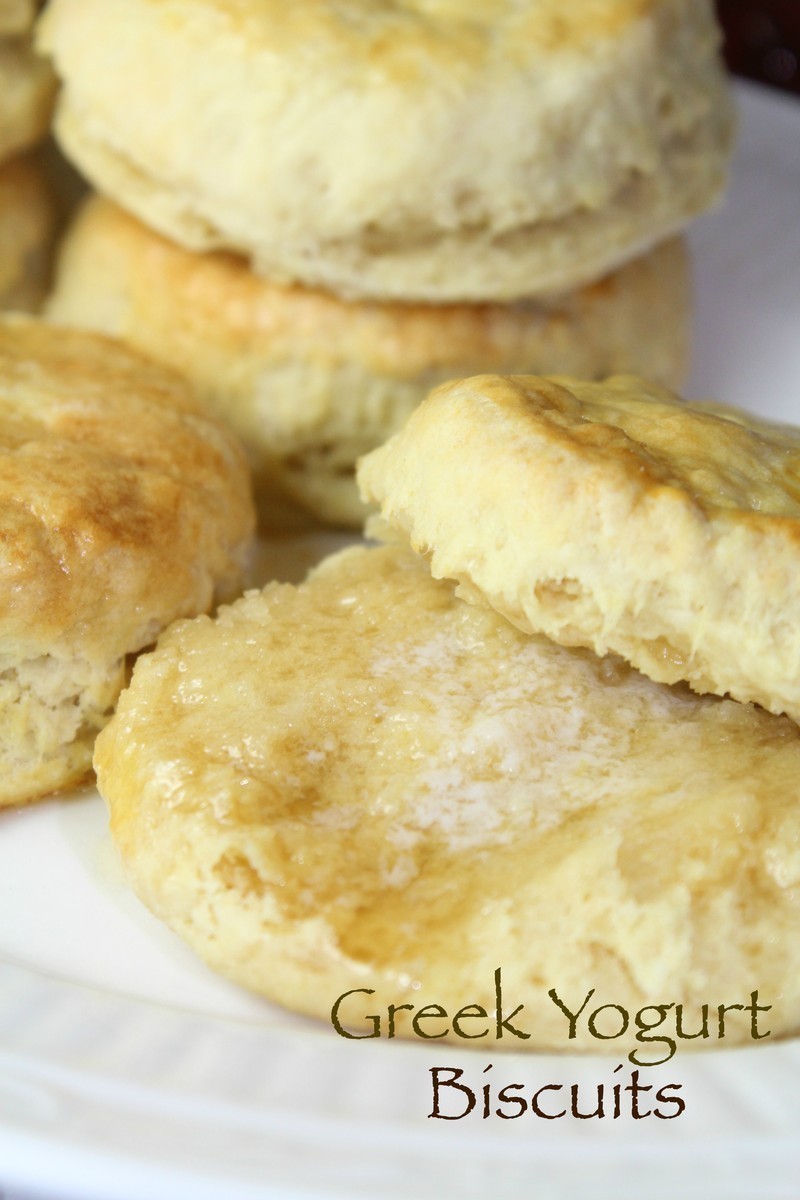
[716,1,800,93]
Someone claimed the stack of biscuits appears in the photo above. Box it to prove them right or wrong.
[8,0,793,1066]
[94,371,800,1056]
[0,0,56,311]
[41,0,735,527]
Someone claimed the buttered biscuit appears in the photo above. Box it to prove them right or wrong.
[48,196,691,527]
[40,0,732,301]
[94,542,800,1050]
[0,316,254,807]
[0,37,55,164]
[0,155,55,311]
[359,374,800,721]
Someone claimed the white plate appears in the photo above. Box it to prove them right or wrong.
[2,81,800,1200]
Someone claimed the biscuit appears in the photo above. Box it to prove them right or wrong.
[94,542,800,1050]
[48,195,692,527]
[0,37,55,164]
[0,316,254,807]
[359,373,800,721]
[40,0,732,301]
[0,154,56,311]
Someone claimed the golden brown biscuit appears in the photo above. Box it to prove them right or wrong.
[0,315,254,807]
[47,195,692,527]
[94,542,800,1051]
[0,37,56,164]
[40,0,732,301]
[359,373,800,721]
[0,154,56,311]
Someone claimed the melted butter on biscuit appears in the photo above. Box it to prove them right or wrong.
[95,543,800,1047]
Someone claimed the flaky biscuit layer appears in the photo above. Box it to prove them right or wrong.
[359,374,800,719]
[48,196,691,526]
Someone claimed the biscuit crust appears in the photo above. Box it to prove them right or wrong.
[95,543,800,1049]
[0,316,254,805]
[40,0,732,300]
[48,195,691,526]
[359,374,800,720]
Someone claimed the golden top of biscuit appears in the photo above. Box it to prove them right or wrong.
[176,0,650,71]
[49,195,690,388]
[40,0,732,300]
[0,316,254,662]
[468,374,800,515]
[359,374,800,718]
[95,542,800,1046]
